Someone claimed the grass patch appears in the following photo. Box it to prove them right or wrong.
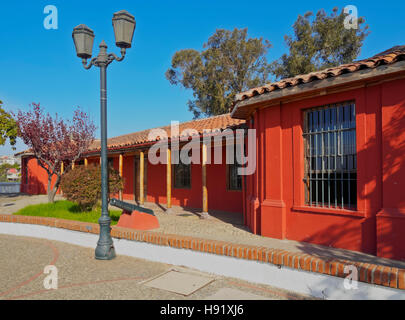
[13,200,121,225]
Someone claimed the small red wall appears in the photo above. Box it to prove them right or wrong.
[146,162,203,208]
[145,146,243,213]
[244,78,405,261]
[20,156,101,195]
[20,157,53,195]
[122,155,135,200]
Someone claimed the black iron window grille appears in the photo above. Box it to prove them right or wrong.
[303,101,357,209]
[228,162,242,191]
[174,162,191,189]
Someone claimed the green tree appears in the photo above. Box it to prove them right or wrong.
[271,7,369,80]
[166,28,272,118]
[0,100,18,148]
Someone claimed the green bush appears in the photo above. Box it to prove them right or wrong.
[60,164,123,211]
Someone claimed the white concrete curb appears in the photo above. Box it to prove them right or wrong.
[1,222,404,300]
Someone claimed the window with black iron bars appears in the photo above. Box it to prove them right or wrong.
[303,101,357,209]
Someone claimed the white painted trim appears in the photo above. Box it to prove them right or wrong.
[1,222,404,300]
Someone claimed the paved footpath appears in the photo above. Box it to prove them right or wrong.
[0,234,313,300]
[3,194,405,270]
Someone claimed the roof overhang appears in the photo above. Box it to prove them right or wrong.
[83,124,249,157]
[231,60,405,119]
[14,151,34,158]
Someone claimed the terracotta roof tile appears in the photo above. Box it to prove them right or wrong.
[17,114,245,156]
[87,113,245,152]
[233,46,405,105]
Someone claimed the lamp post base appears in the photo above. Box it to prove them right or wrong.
[95,215,116,260]
[95,243,116,260]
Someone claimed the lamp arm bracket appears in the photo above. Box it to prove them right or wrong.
[82,57,97,70]
[107,48,126,64]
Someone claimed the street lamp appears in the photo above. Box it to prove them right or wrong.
[72,10,136,260]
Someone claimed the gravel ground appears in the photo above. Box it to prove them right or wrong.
[0,234,311,300]
[0,194,64,215]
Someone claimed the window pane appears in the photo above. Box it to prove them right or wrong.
[228,151,242,191]
[228,163,242,190]
[303,101,356,209]
[174,163,191,189]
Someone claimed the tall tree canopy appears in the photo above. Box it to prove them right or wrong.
[0,100,18,148]
[166,28,272,118]
[16,103,96,202]
[271,7,369,79]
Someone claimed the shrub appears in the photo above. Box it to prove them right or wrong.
[60,164,123,211]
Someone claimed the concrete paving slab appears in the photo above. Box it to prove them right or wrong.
[143,270,215,296]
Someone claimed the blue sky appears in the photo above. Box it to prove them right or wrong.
[1,0,404,156]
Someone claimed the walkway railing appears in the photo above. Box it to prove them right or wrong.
[0,182,21,194]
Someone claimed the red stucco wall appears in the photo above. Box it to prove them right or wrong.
[244,78,405,260]
[120,146,243,213]
[20,156,101,195]
[20,157,53,195]
[376,78,405,260]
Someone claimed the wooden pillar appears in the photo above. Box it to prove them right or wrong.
[201,142,209,218]
[119,154,123,200]
[99,157,101,165]
[84,158,88,166]
[166,148,172,213]
[140,151,145,205]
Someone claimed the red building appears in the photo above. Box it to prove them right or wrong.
[18,46,405,260]
[19,114,246,215]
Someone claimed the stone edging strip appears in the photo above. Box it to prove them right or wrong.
[1,214,404,291]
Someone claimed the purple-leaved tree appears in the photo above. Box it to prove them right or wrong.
[16,103,96,202]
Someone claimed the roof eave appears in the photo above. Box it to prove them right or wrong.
[83,122,247,156]
[231,60,405,119]
[14,151,34,157]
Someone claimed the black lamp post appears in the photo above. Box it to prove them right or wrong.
[72,10,136,260]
